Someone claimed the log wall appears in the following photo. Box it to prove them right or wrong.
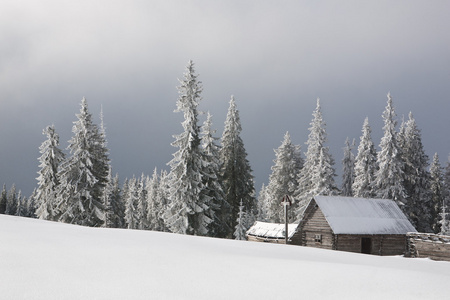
[407,233,450,261]
[247,235,287,244]
[300,203,334,250]
[335,234,406,256]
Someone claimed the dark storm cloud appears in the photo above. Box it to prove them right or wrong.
[1,0,449,195]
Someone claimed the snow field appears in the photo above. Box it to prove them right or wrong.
[1,214,449,299]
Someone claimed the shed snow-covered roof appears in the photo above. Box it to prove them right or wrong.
[311,196,416,235]
[246,221,298,239]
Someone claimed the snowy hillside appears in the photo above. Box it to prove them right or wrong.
[1,215,449,299]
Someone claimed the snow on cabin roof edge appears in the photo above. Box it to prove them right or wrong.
[246,221,298,239]
[310,195,417,235]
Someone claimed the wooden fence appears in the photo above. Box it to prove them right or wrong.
[406,232,450,262]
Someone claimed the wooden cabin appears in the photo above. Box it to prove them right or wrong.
[297,196,417,255]
[247,196,416,256]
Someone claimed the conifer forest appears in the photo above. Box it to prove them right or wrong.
[1,61,449,238]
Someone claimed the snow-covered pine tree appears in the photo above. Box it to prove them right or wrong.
[5,184,17,215]
[103,170,125,228]
[266,132,303,223]
[120,178,129,228]
[256,184,269,222]
[102,169,113,228]
[430,153,444,233]
[401,112,432,232]
[95,104,111,220]
[341,138,355,197]
[439,201,450,235]
[311,147,338,196]
[439,155,450,235]
[373,93,407,208]
[443,155,450,220]
[352,117,378,198]
[158,170,170,232]
[164,61,211,236]
[56,97,110,227]
[99,109,116,228]
[0,184,7,214]
[234,200,247,240]
[26,188,37,218]
[146,168,161,231]
[109,173,125,228]
[136,174,148,230]
[201,112,230,238]
[15,191,27,217]
[220,96,256,237]
[124,176,139,229]
[294,99,337,219]
[35,125,65,221]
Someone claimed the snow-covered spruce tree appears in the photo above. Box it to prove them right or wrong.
[35,125,65,221]
[158,170,170,232]
[220,96,256,236]
[120,178,129,228]
[26,188,37,218]
[136,174,148,230]
[146,168,162,231]
[312,147,338,196]
[201,112,230,238]
[56,97,110,227]
[401,112,432,232]
[439,155,450,235]
[111,173,125,228]
[443,156,450,217]
[256,184,269,222]
[103,171,125,228]
[15,191,26,217]
[373,93,407,208]
[5,184,17,215]
[352,117,378,198]
[341,138,355,197]
[234,200,247,240]
[294,99,338,219]
[439,201,450,235]
[164,61,212,235]
[98,109,118,228]
[266,132,303,223]
[124,176,139,229]
[102,169,113,228]
[430,153,444,233]
[0,184,7,214]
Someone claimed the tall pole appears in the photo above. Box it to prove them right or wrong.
[285,200,288,244]
[282,195,291,244]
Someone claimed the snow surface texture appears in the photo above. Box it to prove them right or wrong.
[1,215,449,300]
[314,195,417,234]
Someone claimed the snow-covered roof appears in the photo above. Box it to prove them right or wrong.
[311,196,417,235]
[246,221,298,239]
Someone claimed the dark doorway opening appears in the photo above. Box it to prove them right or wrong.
[361,238,372,254]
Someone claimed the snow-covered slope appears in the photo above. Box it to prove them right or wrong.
[1,214,449,299]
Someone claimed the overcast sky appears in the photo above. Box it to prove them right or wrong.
[1,0,449,196]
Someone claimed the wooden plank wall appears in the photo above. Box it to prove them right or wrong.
[301,202,334,250]
[407,233,450,261]
[335,235,406,255]
[246,235,287,244]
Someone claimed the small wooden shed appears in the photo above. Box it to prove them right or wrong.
[246,221,298,244]
[298,196,417,255]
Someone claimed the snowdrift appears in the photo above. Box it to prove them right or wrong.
[1,214,449,299]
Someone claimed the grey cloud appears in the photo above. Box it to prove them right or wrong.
[1,0,449,195]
